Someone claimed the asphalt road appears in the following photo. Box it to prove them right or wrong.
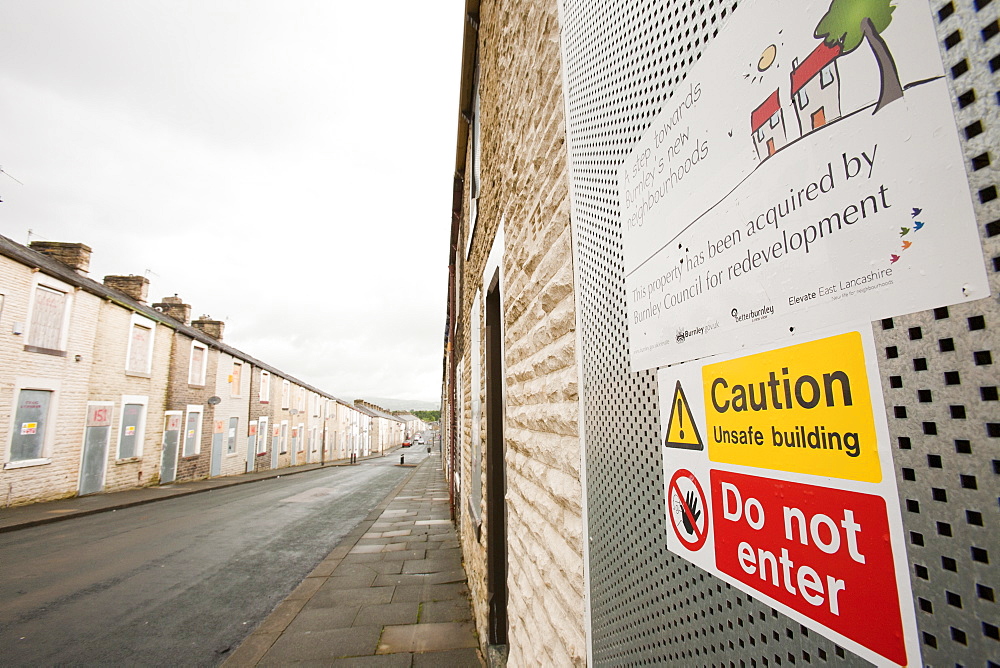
[0,449,430,667]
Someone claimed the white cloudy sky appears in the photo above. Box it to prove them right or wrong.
[0,1,462,405]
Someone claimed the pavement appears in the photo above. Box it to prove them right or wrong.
[223,452,483,667]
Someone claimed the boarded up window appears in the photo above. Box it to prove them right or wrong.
[10,389,52,461]
[227,417,239,454]
[231,362,242,397]
[128,324,152,373]
[189,345,206,385]
[28,286,66,351]
[256,417,268,454]
[260,371,271,402]
[184,410,201,456]
[118,403,144,458]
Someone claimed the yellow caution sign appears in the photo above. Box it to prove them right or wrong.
[664,381,704,450]
[702,332,881,482]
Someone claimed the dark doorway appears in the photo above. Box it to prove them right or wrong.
[485,272,508,648]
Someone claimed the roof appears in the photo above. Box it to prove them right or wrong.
[352,404,379,418]
[0,234,338,402]
[790,42,841,95]
[750,90,781,132]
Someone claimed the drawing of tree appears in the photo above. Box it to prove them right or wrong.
[815,0,902,113]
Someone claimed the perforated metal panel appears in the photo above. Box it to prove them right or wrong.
[560,0,999,665]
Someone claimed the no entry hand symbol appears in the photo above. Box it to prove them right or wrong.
[668,468,709,551]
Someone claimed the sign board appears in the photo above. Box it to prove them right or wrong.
[659,328,918,666]
[622,0,988,371]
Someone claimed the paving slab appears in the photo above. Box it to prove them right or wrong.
[332,655,413,667]
[308,585,395,608]
[355,601,420,626]
[420,599,475,624]
[284,605,361,633]
[412,648,483,667]
[376,622,478,654]
[260,625,382,662]
[391,582,470,603]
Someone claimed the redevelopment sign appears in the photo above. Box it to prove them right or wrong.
[622,0,988,371]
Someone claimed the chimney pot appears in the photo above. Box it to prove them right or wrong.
[152,295,192,324]
[103,274,150,303]
[29,241,92,275]
[192,316,224,341]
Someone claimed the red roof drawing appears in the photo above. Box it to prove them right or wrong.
[750,90,781,132]
[790,42,842,95]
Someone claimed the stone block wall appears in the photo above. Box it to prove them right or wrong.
[0,257,101,505]
[168,335,216,482]
[455,0,587,663]
[248,367,274,472]
[211,352,252,478]
[89,302,171,492]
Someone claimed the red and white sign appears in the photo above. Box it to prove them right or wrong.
[659,327,919,666]
[713,470,905,664]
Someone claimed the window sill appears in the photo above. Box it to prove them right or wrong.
[4,458,51,470]
[256,452,268,457]
[181,454,200,460]
[24,345,66,357]
[126,371,152,379]
[115,457,141,465]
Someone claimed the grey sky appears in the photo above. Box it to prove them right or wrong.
[0,1,462,404]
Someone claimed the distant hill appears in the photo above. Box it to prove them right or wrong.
[357,397,440,412]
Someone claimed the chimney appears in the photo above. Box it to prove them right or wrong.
[103,275,149,303]
[192,315,224,340]
[152,294,192,325]
[29,241,92,275]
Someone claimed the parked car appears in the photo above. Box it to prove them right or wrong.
[402,439,412,448]
[415,437,425,445]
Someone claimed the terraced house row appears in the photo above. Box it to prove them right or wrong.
[0,235,422,507]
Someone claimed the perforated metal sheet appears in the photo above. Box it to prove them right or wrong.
[560,0,999,665]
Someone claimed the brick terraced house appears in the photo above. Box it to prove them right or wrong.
[0,235,391,507]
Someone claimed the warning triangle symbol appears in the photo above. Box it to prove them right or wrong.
[664,380,704,450]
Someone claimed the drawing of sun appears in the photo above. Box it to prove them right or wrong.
[757,44,777,71]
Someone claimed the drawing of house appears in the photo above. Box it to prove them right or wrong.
[750,89,788,162]
[790,41,842,137]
